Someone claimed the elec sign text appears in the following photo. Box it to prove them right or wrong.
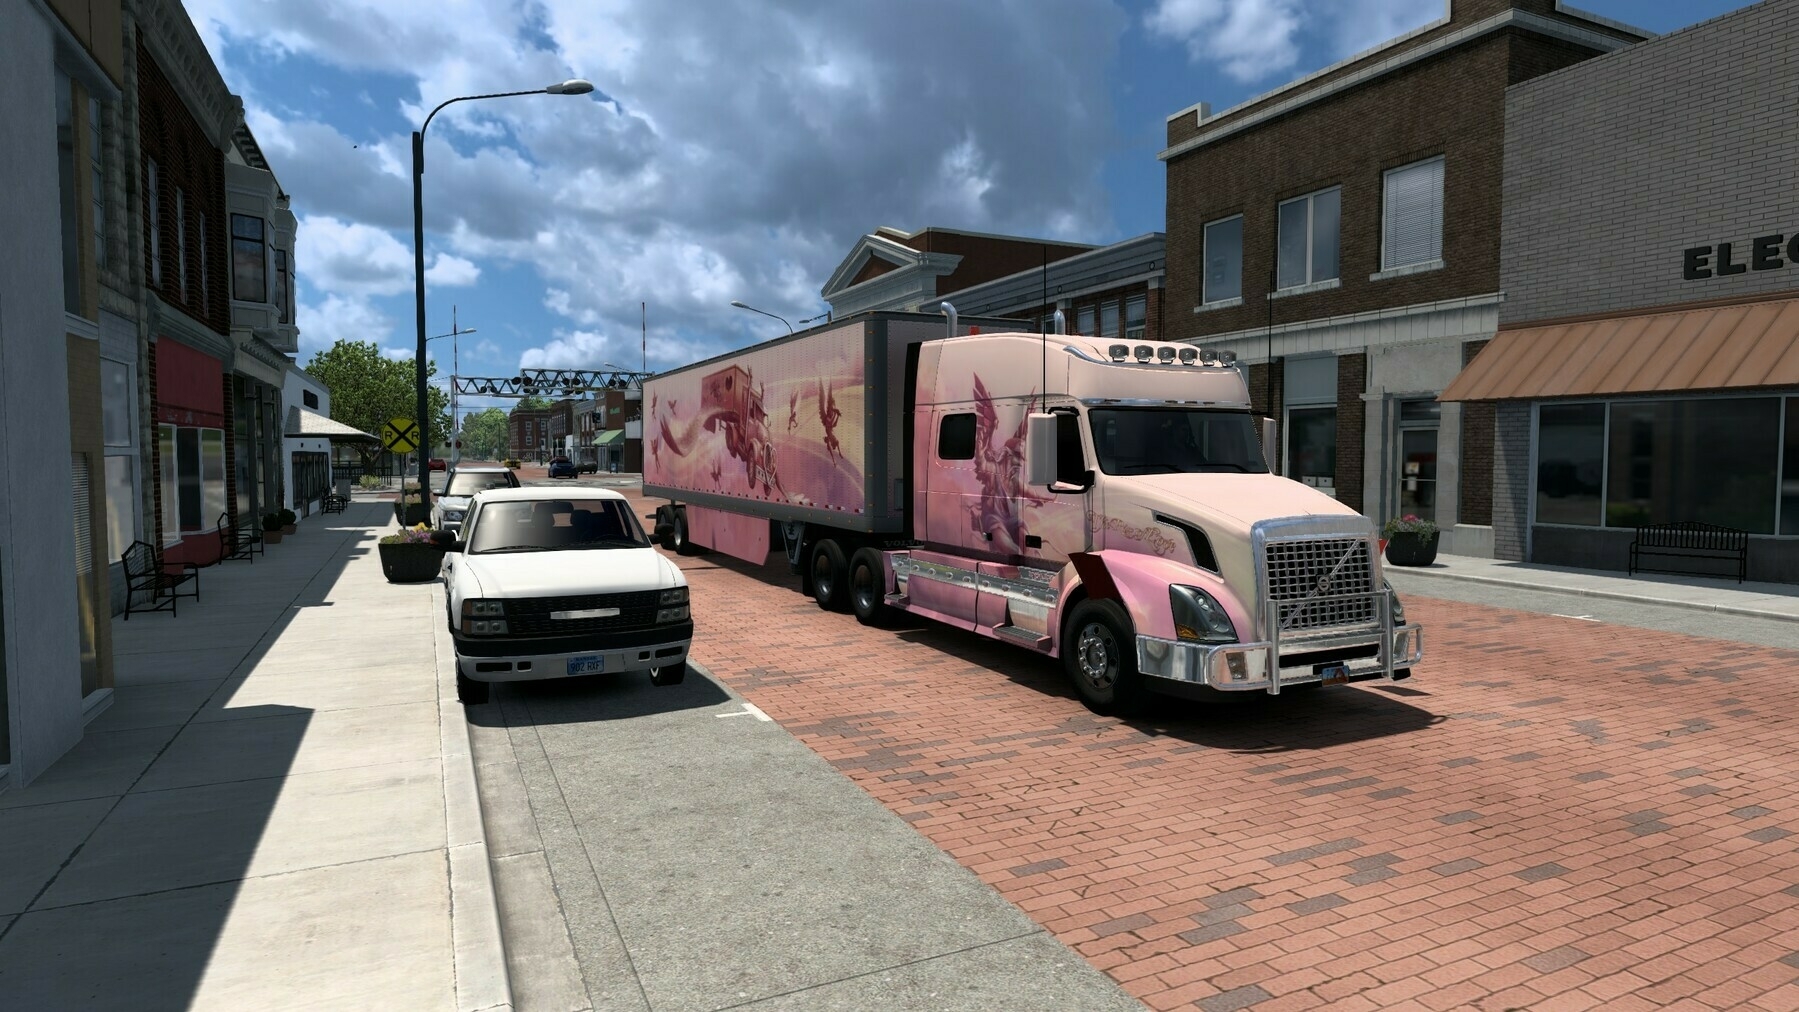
[1683,234,1799,281]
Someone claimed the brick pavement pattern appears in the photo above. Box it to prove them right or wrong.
[659,521,1799,1010]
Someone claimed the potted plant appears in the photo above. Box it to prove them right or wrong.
[378,524,447,583]
[394,483,430,526]
[1382,514,1440,567]
[261,512,286,545]
[279,508,298,535]
[358,474,384,491]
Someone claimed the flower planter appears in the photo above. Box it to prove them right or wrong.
[281,524,298,535]
[379,542,445,583]
[263,529,285,546]
[394,503,430,526]
[1384,531,1439,567]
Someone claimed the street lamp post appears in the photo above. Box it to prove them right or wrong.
[412,77,593,510]
[730,300,793,334]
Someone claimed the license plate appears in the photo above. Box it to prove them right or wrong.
[567,655,606,676]
[1318,664,1352,685]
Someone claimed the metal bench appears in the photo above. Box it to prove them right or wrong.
[121,540,201,619]
[218,511,264,562]
[1627,521,1748,583]
[322,493,349,514]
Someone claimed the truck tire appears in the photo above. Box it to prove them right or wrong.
[1063,599,1147,717]
[669,507,701,556]
[810,539,850,612]
[848,548,894,627]
[456,672,490,705]
[649,660,687,686]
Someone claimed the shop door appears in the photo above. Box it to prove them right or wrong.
[1396,399,1440,521]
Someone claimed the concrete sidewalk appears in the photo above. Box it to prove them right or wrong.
[0,504,507,1011]
[1389,552,1799,622]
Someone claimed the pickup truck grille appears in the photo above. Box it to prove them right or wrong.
[1263,538,1377,631]
[504,591,661,636]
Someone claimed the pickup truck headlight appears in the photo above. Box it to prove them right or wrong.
[659,587,689,605]
[656,604,691,623]
[461,599,508,635]
[1384,580,1405,626]
[1170,585,1236,643]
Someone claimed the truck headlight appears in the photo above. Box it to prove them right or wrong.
[461,599,508,635]
[659,587,689,605]
[657,604,691,623]
[1384,580,1405,626]
[1170,585,1236,643]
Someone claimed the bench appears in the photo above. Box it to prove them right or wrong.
[322,493,349,514]
[219,511,264,562]
[121,540,201,619]
[1628,521,1748,583]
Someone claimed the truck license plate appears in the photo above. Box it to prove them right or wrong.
[567,655,606,676]
[1318,664,1351,685]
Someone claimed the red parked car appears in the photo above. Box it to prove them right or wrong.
[428,458,447,471]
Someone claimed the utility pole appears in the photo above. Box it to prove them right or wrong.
[451,305,461,467]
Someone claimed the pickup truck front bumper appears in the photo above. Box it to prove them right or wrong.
[1135,623,1424,695]
[454,622,693,683]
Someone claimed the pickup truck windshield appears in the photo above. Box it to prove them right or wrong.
[443,471,518,497]
[467,499,650,553]
[1090,408,1269,476]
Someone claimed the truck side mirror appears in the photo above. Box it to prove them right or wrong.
[1024,413,1057,486]
[1261,417,1277,472]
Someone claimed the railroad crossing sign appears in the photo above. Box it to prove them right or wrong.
[381,417,420,454]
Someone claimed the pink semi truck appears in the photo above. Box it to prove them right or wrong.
[643,306,1423,714]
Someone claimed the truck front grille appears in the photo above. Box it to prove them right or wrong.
[1263,538,1377,631]
[505,591,661,636]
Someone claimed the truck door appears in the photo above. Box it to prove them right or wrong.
[923,408,981,554]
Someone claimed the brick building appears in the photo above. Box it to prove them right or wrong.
[1161,0,1644,555]
[823,227,1166,344]
[508,407,550,461]
[1444,0,1799,581]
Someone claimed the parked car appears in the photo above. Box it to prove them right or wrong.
[441,487,692,704]
[432,465,521,534]
[547,455,578,479]
[428,458,447,471]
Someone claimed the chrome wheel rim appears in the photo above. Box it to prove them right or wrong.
[1076,622,1117,690]
[851,564,875,611]
[813,554,835,600]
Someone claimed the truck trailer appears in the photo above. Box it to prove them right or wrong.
[643,307,1423,713]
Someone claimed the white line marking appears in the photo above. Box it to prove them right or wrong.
[715,702,772,721]
[1552,613,1601,622]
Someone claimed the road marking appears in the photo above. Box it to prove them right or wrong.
[1552,614,1601,622]
[716,702,772,721]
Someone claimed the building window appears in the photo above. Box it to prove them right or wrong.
[1396,399,1440,522]
[1076,305,1096,337]
[198,212,208,305]
[938,413,976,460]
[56,70,80,313]
[1203,215,1242,304]
[1784,398,1799,536]
[303,389,319,409]
[1287,409,1337,493]
[163,425,226,533]
[1278,187,1340,289]
[175,189,188,299]
[275,249,291,323]
[1604,398,1781,533]
[103,360,135,557]
[89,97,105,273]
[231,214,267,302]
[147,159,162,286]
[104,454,134,558]
[1100,300,1120,338]
[1382,156,1444,271]
[1125,295,1147,340]
[158,424,178,543]
[1535,403,1605,526]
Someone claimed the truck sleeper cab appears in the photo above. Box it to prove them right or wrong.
[643,308,1421,714]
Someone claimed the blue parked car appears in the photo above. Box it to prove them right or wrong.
[547,455,578,479]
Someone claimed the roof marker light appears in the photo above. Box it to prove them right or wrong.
[1219,350,1238,367]
[1108,344,1130,362]
[1134,344,1153,362]
[1199,348,1219,366]
[1157,346,1176,363]
[1178,347,1198,365]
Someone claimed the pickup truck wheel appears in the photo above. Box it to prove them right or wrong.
[810,539,850,612]
[1063,599,1147,717]
[456,672,489,705]
[649,660,687,686]
[849,548,894,627]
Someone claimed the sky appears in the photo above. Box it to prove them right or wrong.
[182,0,1755,426]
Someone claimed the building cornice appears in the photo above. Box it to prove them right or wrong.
[133,0,242,149]
[147,293,232,362]
[27,0,123,97]
[1159,9,1640,162]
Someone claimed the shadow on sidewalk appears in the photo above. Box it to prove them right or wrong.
[469,665,731,728]
[0,505,386,1010]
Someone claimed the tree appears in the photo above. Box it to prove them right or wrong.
[458,407,511,461]
[516,395,551,410]
[304,339,451,469]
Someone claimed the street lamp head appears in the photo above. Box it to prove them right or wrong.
[730,301,749,309]
[545,79,595,95]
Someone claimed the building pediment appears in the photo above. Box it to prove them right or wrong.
[821,232,960,300]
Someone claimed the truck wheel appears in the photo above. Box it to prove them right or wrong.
[670,507,701,556]
[456,672,490,705]
[849,548,894,627]
[810,539,850,612]
[649,660,687,686]
[1062,599,1147,717]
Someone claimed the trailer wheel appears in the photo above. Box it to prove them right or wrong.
[669,507,702,556]
[849,548,894,627]
[1062,599,1147,717]
[810,539,850,612]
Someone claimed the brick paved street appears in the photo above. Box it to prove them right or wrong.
[671,535,1799,1011]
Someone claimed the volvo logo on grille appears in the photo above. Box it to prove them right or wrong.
[1315,574,1333,596]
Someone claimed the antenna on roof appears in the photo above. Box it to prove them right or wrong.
[1041,244,1048,406]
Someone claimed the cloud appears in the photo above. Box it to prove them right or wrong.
[1144,0,1443,82]
[299,215,479,299]
[296,291,395,361]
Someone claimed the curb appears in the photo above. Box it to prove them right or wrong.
[433,586,514,1012]
[1390,566,1799,625]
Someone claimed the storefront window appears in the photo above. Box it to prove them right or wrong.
[1784,398,1799,536]
[104,455,134,557]
[202,430,226,525]
[1605,398,1780,533]
[1536,403,1604,526]
[1397,399,1440,522]
[159,424,178,544]
[1077,305,1096,337]
[1286,407,1337,495]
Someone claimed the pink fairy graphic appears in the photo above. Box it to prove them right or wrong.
[969,375,1051,556]
[818,380,843,462]
[787,390,800,432]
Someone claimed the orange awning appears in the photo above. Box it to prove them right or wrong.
[1440,296,1799,401]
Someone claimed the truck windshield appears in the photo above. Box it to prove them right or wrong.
[1089,409,1269,476]
[467,499,650,553]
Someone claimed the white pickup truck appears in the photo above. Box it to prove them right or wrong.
[441,487,692,704]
